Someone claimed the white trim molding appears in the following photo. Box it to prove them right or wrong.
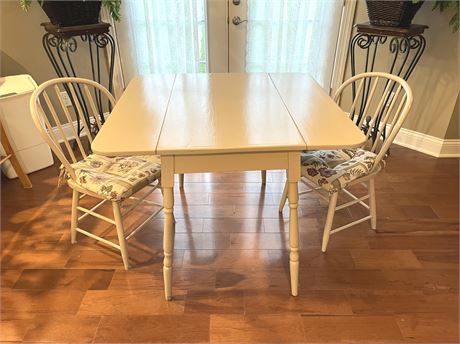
[440,139,460,157]
[49,114,109,143]
[50,121,79,143]
[392,126,460,158]
[330,0,357,95]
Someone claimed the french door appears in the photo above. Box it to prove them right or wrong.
[115,0,355,92]
[208,0,355,91]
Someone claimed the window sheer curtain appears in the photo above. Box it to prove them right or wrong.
[246,0,342,88]
[116,0,207,82]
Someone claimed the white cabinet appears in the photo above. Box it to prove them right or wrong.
[0,75,54,178]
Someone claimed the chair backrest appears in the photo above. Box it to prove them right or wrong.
[333,72,413,169]
[29,77,116,180]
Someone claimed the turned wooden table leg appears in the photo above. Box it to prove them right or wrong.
[162,156,175,301]
[287,152,300,296]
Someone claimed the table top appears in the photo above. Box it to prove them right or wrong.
[92,73,365,156]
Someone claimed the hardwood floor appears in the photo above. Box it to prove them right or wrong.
[1,145,458,343]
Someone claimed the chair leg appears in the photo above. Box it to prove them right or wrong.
[112,201,130,270]
[0,122,32,188]
[321,192,338,253]
[369,178,377,230]
[279,180,288,212]
[261,170,267,185]
[179,174,184,188]
[70,189,79,244]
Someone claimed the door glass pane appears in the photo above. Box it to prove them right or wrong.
[246,0,342,88]
[116,0,208,82]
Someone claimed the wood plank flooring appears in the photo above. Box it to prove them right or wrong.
[1,145,458,343]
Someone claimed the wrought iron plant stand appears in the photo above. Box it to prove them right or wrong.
[42,22,115,137]
[349,23,427,141]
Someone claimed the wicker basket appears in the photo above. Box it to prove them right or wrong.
[41,0,102,27]
[365,0,424,27]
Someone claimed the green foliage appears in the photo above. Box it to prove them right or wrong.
[19,0,34,11]
[102,0,121,22]
[19,0,122,22]
[414,0,459,32]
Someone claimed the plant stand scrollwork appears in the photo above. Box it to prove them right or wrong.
[349,23,428,141]
[42,22,115,136]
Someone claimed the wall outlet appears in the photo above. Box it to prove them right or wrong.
[60,91,72,107]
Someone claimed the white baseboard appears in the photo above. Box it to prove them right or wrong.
[439,138,460,158]
[50,121,79,142]
[49,114,109,143]
[392,126,460,158]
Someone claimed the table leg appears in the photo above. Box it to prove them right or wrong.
[261,170,267,185]
[161,156,175,301]
[288,152,300,296]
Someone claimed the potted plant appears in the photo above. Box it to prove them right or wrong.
[19,0,121,27]
[365,0,425,27]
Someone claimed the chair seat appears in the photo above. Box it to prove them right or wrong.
[301,148,377,193]
[66,154,161,201]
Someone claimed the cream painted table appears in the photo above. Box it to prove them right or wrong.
[92,73,365,300]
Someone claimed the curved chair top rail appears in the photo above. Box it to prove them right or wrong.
[333,71,413,169]
[30,77,117,180]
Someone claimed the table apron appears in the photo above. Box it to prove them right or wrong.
[163,151,301,175]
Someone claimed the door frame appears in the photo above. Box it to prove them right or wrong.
[207,0,229,72]
[330,0,357,95]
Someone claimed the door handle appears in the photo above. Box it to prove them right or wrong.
[232,16,247,25]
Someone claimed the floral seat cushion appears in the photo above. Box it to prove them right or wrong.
[301,148,377,193]
[66,154,161,201]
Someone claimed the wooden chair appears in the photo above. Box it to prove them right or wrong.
[29,77,163,269]
[279,72,413,252]
[0,120,32,188]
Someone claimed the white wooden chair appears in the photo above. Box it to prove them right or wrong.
[279,72,413,252]
[29,77,163,269]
